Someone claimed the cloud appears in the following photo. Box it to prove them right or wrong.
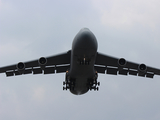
[0,40,33,66]
[1,0,160,120]
[92,0,160,30]
[32,87,45,102]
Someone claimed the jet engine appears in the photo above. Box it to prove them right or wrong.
[118,58,126,67]
[38,57,47,69]
[16,62,25,73]
[138,64,147,73]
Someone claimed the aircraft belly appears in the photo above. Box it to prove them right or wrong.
[69,64,95,95]
[70,77,89,95]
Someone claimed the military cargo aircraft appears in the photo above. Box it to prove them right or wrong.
[0,28,160,95]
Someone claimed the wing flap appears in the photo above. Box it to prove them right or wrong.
[146,73,154,78]
[15,70,22,76]
[33,68,42,74]
[24,69,32,74]
[129,70,138,76]
[107,67,118,75]
[94,66,106,74]
[44,67,55,74]
[138,72,145,77]
[56,65,70,73]
[6,71,14,77]
[119,69,128,75]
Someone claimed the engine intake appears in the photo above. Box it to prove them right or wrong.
[118,58,126,66]
[16,62,25,73]
[38,57,47,65]
[17,62,25,70]
[38,57,47,69]
[138,64,147,72]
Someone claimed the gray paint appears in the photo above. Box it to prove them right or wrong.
[69,28,98,94]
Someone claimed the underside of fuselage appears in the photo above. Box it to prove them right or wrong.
[63,28,99,95]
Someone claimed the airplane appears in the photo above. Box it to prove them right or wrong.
[0,28,160,95]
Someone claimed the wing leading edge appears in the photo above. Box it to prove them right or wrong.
[95,52,160,78]
[0,50,71,77]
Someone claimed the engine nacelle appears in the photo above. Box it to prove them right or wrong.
[138,64,147,73]
[16,62,25,73]
[38,57,47,69]
[118,58,127,67]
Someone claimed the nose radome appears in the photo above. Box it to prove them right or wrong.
[79,31,97,47]
[72,28,98,59]
[80,28,90,31]
[72,28,98,51]
[80,33,93,44]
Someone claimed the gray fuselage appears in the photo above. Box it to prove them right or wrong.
[68,28,98,95]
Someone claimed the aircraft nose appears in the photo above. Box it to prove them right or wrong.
[72,28,98,50]
[80,33,94,47]
[72,28,98,58]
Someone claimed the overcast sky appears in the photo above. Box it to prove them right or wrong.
[1,0,160,120]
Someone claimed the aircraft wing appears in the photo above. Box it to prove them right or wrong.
[95,52,160,78]
[0,50,71,77]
